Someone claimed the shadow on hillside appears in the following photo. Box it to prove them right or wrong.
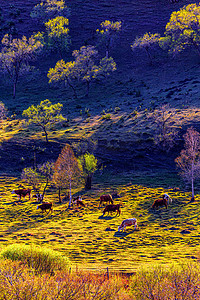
[114,229,137,238]
[98,215,117,220]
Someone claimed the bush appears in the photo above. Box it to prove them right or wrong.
[1,244,71,274]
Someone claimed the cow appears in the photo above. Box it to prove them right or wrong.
[99,194,113,207]
[12,189,31,201]
[118,218,138,232]
[152,198,168,209]
[163,193,172,204]
[73,196,85,207]
[37,202,53,213]
[103,204,121,216]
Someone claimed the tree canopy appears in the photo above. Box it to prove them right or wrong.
[22,99,65,143]
[0,34,43,98]
[160,3,200,55]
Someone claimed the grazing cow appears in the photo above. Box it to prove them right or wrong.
[118,218,138,232]
[163,193,172,204]
[99,194,113,207]
[12,189,31,201]
[103,204,121,216]
[73,196,85,207]
[152,198,168,209]
[37,202,53,213]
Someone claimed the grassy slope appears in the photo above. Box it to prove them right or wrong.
[0,173,200,273]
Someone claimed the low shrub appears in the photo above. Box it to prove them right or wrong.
[1,244,71,274]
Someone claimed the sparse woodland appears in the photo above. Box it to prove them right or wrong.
[1,0,200,298]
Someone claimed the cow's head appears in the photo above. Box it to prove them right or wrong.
[163,193,172,204]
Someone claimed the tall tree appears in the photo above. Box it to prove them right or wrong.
[96,20,122,57]
[54,144,82,208]
[0,34,43,99]
[78,153,98,190]
[160,3,200,56]
[38,161,54,201]
[175,127,200,202]
[45,16,70,57]
[22,99,65,143]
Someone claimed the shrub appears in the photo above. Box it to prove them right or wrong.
[101,113,111,120]
[1,244,71,274]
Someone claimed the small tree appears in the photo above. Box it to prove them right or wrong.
[0,34,43,99]
[131,32,160,64]
[21,167,41,194]
[0,102,7,121]
[38,161,54,201]
[31,0,70,22]
[45,16,70,57]
[96,20,122,57]
[78,153,98,190]
[54,144,82,208]
[160,3,200,56]
[153,105,179,152]
[175,127,200,201]
[22,99,65,143]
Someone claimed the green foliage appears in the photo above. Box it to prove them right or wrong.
[22,99,65,142]
[31,0,70,22]
[45,16,70,55]
[161,3,200,55]
[131,32,160,63]
[21,167,41,192]
[48,46,116,97]
[0,34,43,98]
[1,244,70,274]
[101,113,111,120]
[96,20,122,57]
[78,153,98,176]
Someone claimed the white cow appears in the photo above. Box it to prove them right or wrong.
[118,218,137,232]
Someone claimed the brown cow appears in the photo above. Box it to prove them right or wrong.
[103,204,121,216]
[118,218,138,232]
[12,189,31,201]
[73,196,85,207]
[37,202,53,213]
[152,198,168,209]
[99,194,113,207]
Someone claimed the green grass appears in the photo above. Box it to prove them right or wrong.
[0,172,200,273]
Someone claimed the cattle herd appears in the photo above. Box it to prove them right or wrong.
[11,189,172,233]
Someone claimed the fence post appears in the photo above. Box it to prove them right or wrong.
[106,267,109,280]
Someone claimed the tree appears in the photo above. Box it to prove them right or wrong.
[21,167,41,194]
[0,34,43,99]
[31,0,70,22]
[38,161,54,201]
[78,153,98,190]
[45,16,70,57]
[175,127,200,202]
[131,32,160,64]
[53,144,82,208]
[153,105,179,152]
[48,45,116,97]
[0,102,7,121]
[160,3,200,56]
[96,20,122,57]
[22,99,65,143]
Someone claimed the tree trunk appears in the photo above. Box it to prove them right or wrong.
[145,47,153,64]
[58,187,62,203]
[68,180,72,208]
[85,174,92,190]
[85,81,90,97]
[42,178,48,201]
[67,79,77,99]
[13,81,17,99]
[191,177,195,202]
[43,127,49,143]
